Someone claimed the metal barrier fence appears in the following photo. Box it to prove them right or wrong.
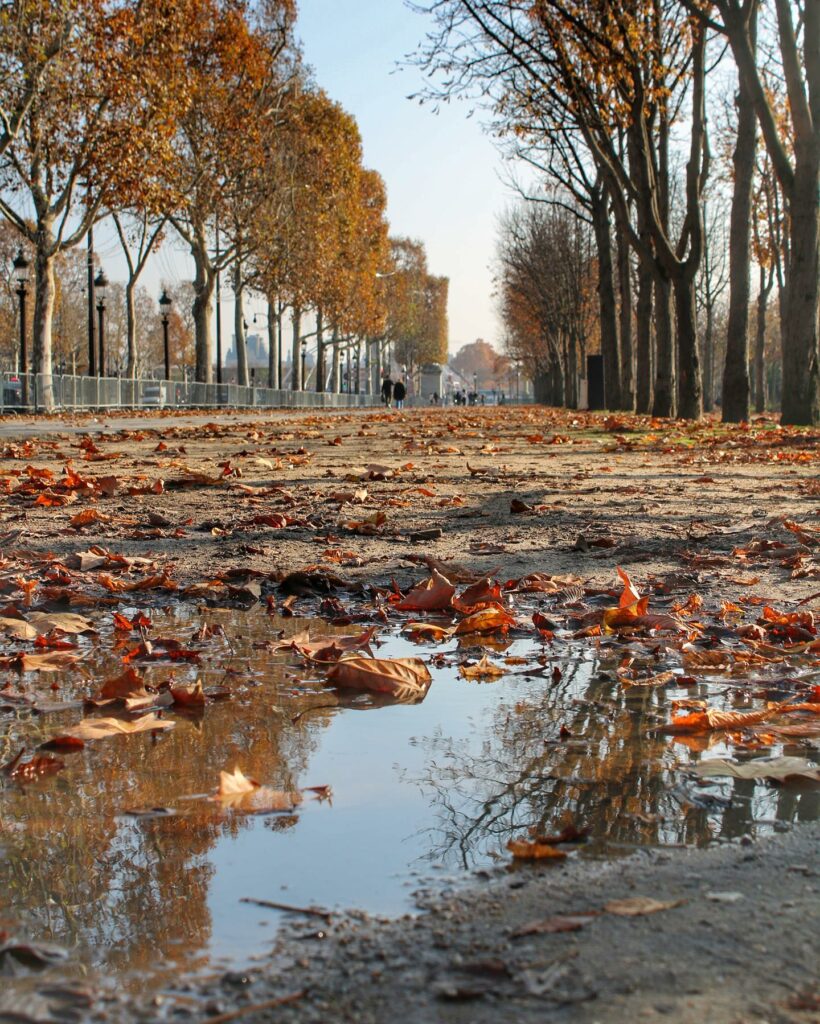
[0,373,381,413]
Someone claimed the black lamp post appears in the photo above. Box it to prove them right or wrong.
[12,249,29,406]
[159,289,172,380]
[94,269,108,377]
[300,337,307,391]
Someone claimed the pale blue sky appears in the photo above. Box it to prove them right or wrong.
[296,0,511,352]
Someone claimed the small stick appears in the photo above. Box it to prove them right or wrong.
[202,990,306,1024]
[240,897,333,921]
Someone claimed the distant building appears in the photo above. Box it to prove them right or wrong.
[225,332,268,369]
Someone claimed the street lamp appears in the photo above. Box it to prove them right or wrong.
[12,249,29,406]
[94,269,108,377]
[300,337,307,391]
[159,289,172,381]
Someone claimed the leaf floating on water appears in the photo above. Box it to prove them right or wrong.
[394,570,455,612]
[691,757,820,783]
[216,767,302,813]
[459,655,504,680]
[218,766,259,796]
[327,657,432,702]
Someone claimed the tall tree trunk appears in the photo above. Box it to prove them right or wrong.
[32,223,56,411]
[233,262,248,387]
[635,247,654,414]
[754,264,774,413]
[315,309,325,392]
[267,298,277,389]
[331,327,340,393]
[674,271,704,419]
[291,308,301,391]
[191,235,215,384]
[652,273,675,417]
[125,279,138,378]
[591,188,622,409]
[616,225,634,409]
[702,298,714,413]
[780,156,820,424]
[722,10,757,422]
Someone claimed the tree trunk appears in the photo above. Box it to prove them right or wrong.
[702,299,714,413]
[780,156,820,424]
[652,273,675,417]
[315,309,325,392]
[192,239,215,384]
[635,246,654,414]
[591,189,622,410]
[754,264,774,413]
[722,12,757,422]
[32,221,57,411]
[291,308,301,391]
[674,272,704,420]
[233,263,248,387]
[616,226,634,410]
[125,278,138,378]
[331,327,340,393]
[267,299,277,389]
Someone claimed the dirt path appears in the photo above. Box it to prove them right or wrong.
[4,405,819,606]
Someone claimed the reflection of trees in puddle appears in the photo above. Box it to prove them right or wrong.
[413,656,818,869]
[0,610,336,989]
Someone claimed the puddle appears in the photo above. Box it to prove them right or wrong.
[0,602,817,1006]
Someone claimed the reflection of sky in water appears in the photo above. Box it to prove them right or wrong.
[0,606,817,997]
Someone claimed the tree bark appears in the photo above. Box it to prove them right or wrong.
[674,271,704,420]
[616,224,634,410]
[780,156,820,424]
[291,308,301,391]
[315,309,325,392]
[331,327,340,393]
[591,188,622,410]
[125,279,138,378]
[652,273,675,417]
[32,220,57,411]
[702,295,714,413]
[191,232,215,384]
[233,261,248,387]
[267,299,277,389]
[634,258,653,414]
[722,9,757,423]
[754,263,774,413]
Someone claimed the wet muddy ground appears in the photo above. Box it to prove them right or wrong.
[0,406,817,1021]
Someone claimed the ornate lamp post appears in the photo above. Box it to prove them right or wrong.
[94,269,108,377]
[300,337,307,391]
[12,249,29,406]
[159,289,172,380]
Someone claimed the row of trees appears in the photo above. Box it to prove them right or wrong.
[418,0,818,424]
[0,0,448,405]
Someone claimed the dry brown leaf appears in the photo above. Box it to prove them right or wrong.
[507,838,567,860]
[327,657,432,702]
[459,655,505,680]
[604,897,684,916]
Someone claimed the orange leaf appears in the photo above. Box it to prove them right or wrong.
[507,838,567,860]
[327,657,432,702]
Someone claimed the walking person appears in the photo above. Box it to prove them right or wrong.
[394,378,406,410]
[381,376,393,408]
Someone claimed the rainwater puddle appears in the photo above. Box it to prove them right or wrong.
[0,602,817,1007]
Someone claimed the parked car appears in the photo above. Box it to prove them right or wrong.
[141,382,165,407]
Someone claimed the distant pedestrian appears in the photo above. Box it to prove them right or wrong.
[381,376,393,407]
[394,379,406,409]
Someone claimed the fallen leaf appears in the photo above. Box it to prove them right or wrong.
[506,838,567,860]
[327,657,432,702]
[459,654,505,680]
[395,570,456,612]
[512,914,596,937]
[603,897,684,916]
